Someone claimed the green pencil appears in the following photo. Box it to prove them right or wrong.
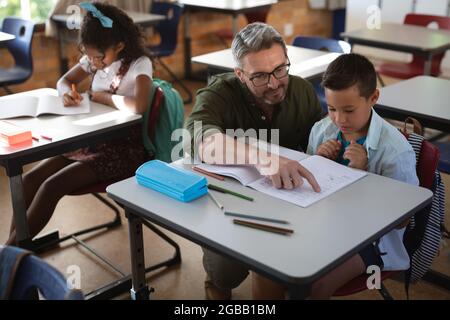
[208,184,254,202]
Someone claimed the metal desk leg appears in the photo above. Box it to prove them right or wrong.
[287,284,310,300]
[424,54,433,76]
[126,209,151,300]
[183,10,192,79]
[9,174,32,249]
[57,28,69,76]
[232,13,238,36]
[423,270,450,291]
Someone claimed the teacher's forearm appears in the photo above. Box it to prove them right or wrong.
[199,133,270,166]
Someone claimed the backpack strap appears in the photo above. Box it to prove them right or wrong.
[142,84,164,158]
[147,87,164,143]
[407,133,424,168]
[0,246,32,300]
[403,117,424,136]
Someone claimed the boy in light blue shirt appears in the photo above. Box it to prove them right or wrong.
[252,53,418,299]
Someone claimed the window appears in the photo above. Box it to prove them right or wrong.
[0,0,57,23]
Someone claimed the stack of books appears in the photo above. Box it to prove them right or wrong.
[0,121,32,146]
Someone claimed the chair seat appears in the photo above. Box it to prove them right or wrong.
[334,271,396,296]
[433,141,450,173]
[0,66,32,86]
[378,61,440,79]
[214,29,233,40]
[148,45,173,59]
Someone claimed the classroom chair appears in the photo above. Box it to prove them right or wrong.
[1,245,84,300]
[32,87,181,299]
[377,14,450,86]
[433,141,450,174]
[333,126,441,300]
[214,8,270,47]
[291,36,351,115]
[0,18,34,94]
[148,1,192,104]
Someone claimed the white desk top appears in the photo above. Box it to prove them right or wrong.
[342,23,450,52]
[179,0,277,11]
[107,160,432,285]
[0,89,141,157]
[376,76,450,124]
[0,31,15,42]
[192,46,341,80]
[52,11,165,26]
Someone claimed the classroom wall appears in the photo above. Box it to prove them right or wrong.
[0,0,332,96]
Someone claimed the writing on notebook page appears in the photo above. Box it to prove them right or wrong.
[197,145,367,208]
[250,156,365,207]
[0,94,90,119]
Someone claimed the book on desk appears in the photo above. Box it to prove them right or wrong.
[0,94,90,119]
[196,144,367,208]
[0,121,32,145]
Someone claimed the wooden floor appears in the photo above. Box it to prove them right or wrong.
[1,69,450,300]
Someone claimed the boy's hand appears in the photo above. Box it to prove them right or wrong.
[344,141,368,170]
[63,91,83,107]
[316,139,341,160]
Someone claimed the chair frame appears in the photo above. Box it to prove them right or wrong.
[0,17,34,94]
[333,129,441,299]
[149,2,192,104]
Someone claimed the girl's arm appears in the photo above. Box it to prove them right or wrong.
[90,75,152,115]
[57,64,90,106]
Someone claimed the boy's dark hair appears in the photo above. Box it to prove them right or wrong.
[321,53,376,99]
[79,2,152,66]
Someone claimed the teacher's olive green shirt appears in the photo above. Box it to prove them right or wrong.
[185,73,322,154]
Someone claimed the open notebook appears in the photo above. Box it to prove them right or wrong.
[0,94,90,119]
[197,145,367,208]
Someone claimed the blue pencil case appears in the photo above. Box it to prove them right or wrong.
[135,160,207,202]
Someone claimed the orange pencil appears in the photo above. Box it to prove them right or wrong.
[71,83,77,94]
[193,166,225,181]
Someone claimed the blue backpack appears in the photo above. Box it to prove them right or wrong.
[142,79,184,163]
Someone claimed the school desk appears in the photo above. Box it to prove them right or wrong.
[341,23,450,76]
[107,159,432,300]
[179,0,277,79]
[0,31,15,43]
[191,46,341,83]
[51,11,165,75]
[375,76,450,133]
[0,88,141,250]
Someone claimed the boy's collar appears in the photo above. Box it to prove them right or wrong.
[365,109,383,151]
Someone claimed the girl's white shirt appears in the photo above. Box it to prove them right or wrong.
[79,55,153,95]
